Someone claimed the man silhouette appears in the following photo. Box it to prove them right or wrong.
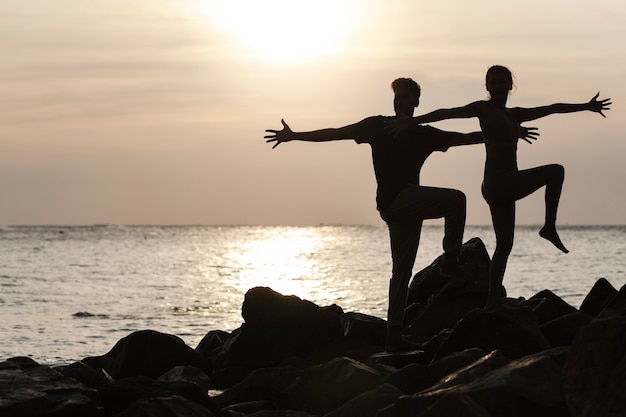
[265,78,535,351]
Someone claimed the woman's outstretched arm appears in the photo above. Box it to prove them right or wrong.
[386,101,483,137]
[515,92,611,122]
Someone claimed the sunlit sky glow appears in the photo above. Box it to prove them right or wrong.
[1,0,624,225]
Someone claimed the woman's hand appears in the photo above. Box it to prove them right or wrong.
[518,125,539,144]
[264,119,294,149]
[588,92,612,117]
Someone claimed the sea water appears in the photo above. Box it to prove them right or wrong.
[1,225,624,365]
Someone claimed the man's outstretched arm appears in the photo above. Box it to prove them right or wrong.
[447,125,539,147]
[265,119,360,149]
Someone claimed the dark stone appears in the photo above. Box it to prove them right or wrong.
[405,290,487,343]
[599,282,626,318]
[539,312,593,347]
[528,289,578,324]
[157,365,211,394]
[407,237,490,306]
[99,376,219,416]
[416,393,492,417]
[115,394,218,417]
[378,347,569,417]
[55,360,111,389]
[276,356,385,415]
[83,329,212,380]
[579,278,618,316]
[433,307,551,361]
[431,349,511,390]
[212,288,345,370]
[241,286,344,327]
[196,329,231,365]
[323,383,403,417]
[0,357,98,417]
[212,365,302,408]
[340,312,386,350]
[246,411,317,417]
[383,348,486,395]
[563,317,626,417]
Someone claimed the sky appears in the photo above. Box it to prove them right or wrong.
[2,0,625,226]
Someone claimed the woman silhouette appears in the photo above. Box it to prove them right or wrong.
[388,65,611,310]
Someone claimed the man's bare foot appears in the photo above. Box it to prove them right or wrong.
[539,225,569,253]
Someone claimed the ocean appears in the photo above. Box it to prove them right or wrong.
[1,225,624,365]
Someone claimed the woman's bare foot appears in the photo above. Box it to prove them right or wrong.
[539,224,569,253]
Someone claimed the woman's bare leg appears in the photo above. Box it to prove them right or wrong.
[494,164,568,253]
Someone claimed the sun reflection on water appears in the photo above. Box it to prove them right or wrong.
[228,228,328,301]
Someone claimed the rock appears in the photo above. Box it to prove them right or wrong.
[99,375,219,416]
[0,356,98,417]
[539,312,593,347]
[382,348,486,395]
[241,286,344,327]
[323,383,403,417]
[115,394,218,417]
[402,238,492,343]
[340,312,387,357]
[415,393,492,417]
[431,350,511,390]
[563,317,626,417]
[433,307,551,361]
[599,282,626,318]
[211,287,345,370]
[83,329,212,380]
[212,365,303,408]
[276,356,385,416]
[404,288,487,344]
[55,360,112,389]
[527,289,578,324]
[407,237,491,306]
[579,278,618,316]
[378,347,570,417]
[246,411,317,417]
[157,365,212,394]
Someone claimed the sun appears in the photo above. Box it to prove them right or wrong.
[208,0,355,64]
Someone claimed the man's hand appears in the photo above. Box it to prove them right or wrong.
[384,114,416,138]
[518,125,539,144]
[264,119,293,149]
[587,92,612,117]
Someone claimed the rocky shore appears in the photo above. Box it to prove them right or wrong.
[1,237,625,417]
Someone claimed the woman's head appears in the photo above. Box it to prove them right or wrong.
[485,65,514,98]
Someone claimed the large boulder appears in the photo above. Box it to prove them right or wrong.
[579,278,618,316]
[323,383,403,417]
[210,287,345,370]
[83,329,212,380]
[276,356,386,415]
[432,307,551,361]
[563,317,626,417]
[403,238,491,343]
[115,395,218,417]
[378,347,570,417]
[382,348,486,395]
[0,357,98,417]
[99,375,219,416]
[527,289,578,324]
[407,237,490,306]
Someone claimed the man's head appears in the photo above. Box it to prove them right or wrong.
[391,78,421,116]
